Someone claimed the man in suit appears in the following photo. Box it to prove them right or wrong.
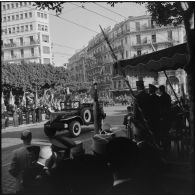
[135,80,150,122]
[158,85,172,152]
[148,84,161,145]
[9,130,40,195]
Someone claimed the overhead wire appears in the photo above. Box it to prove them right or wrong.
[93,2,127,20]
[70,2,119,23]
[53,43,76,50]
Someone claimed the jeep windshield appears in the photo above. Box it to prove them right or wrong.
[60,101,80,110]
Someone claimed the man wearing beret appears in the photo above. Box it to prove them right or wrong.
[9,130,40,195]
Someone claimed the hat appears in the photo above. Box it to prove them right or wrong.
[136,80,144,88]
[149,84,157,91]
[50,135,76,151]
[21,130,32,140]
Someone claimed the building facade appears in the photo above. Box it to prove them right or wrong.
[67,15,186,98]
[1,2,53,65]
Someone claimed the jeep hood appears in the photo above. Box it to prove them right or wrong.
[50,110,79,122]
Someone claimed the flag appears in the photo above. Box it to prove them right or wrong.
[22,93,26,107]
[2,92,4,105]
[9,90,15,105]
[67,87,71,95]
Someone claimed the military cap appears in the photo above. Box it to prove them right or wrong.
[149,84,157,91]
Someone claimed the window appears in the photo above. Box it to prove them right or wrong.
[126,51,128,58]
[136,34,141,44]
[3,17,6,22]
[168,30,172,41]
[121,39,123,46]
[20,37,23,45]
[4,29,7,35]
[41,25,44,31]
[10,39,13,44]
[21,26,24,32]
[11,3,14,8]
[7,16,10,21]
[24,2,27,6]
[29,36,34,43]
[135,22,140,31]
[45,25,48,31]
[20,14,23,19]
[7,4,10,10]
[29,2,31,5]
[29,12,32,17]
[17,26,19,33]
[31,48,34,56]
[25,25,28,31]
[11,50,14,58]
[16,15,19,20]
[20,2,23,7]
[125,37,128,44]
[12,27,15,33]
[44,14,47,19]
[43,46,50,54]
[42,35,49,42]
[38,24,41,30]
[44,58,50,64]
[8,28,11,34]
[41,13,43,18]
[30,24,33,31]
[37,12,40,17]
[21,49,24,57]
[12,15,15,20]
[137,50,142,56]
[25,13,28,18]
[152,34,156,43]
[3,5,6,10]
[16,3,18,8]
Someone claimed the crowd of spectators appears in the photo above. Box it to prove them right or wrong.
[9,129,167,195]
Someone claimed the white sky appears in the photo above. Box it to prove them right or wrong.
[49,2,146,66]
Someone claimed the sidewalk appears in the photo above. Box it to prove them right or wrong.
[2,120,48,133]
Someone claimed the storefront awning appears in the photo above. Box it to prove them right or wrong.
[113,43,189,75]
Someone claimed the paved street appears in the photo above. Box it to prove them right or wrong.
[1,105,128,194]
[1,105,193,195]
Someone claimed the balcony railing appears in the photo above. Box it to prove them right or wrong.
[2,40,40,49]
[131,39,174,48]
[3,54,41,62]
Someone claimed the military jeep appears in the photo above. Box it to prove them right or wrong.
[44,101,95,137]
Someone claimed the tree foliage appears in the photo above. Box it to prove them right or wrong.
[2,63,70,94]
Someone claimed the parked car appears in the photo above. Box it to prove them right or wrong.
[44,101,101,137]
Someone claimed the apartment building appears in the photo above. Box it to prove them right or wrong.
[67,15,186,98]
[68,47,88,84]
[1,2,52,64]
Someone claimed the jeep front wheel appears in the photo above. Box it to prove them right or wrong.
[69,121,81,137]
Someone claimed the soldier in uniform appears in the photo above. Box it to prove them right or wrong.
[32,105,36,123]
[13,105,19,127]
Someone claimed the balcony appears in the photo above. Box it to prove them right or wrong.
[2,40,40,50]
[131,39,174,49]
[3,54,41,62]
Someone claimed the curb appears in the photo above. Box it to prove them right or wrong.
[2,120,48,133]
